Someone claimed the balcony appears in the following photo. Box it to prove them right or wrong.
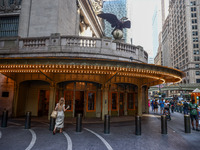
[0,34,148,63]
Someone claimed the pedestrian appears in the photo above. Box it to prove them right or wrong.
[148,99,151,113]
[53,97,70,135]
[160,99,165,114]
[154,100,158,113]
[183,100,189,115]
[170,100,175,113]
[189,99,199,131]
[151,100,154,112]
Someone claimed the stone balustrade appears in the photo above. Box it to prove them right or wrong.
[0,34,148,63]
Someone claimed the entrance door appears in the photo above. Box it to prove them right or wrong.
[75,91,84,117]
[38,90,49,116]
[119,93,124,116]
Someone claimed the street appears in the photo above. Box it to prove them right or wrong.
[0,111,200,150]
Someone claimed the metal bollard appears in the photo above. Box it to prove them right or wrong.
[184,115,191,133]
[49,117,55,131]
[104,115,110,134]
[161,115,167,134]
[1,110,8,127]
[135,116,141,135]
[25,112,31,129]
[76,113,82,132]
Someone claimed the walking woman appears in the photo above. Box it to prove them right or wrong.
[53,97,69,134]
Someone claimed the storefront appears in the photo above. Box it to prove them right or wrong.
[0,57,184,120]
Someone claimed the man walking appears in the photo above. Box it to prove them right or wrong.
[189,99,199,131]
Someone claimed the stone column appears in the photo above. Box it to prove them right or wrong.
[75,5,81,36]
[84,89,88,117]
[145,86,149,113]
[142,86,149,113]
[117,92,120,116]
[18,0,32,37]
[137,85,143,116]
[96,88,101,118]
[102,85,109,120]
[109,89,112,116]
[48,83,56,119]
[73,82,76,117]
[12,82,19,117]
[124,92,128,115]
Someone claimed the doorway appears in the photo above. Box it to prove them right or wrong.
[38,90,49,116]
[119,93,124,116]
[75,91,84,117]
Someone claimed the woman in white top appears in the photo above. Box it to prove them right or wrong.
[53,97,69,134]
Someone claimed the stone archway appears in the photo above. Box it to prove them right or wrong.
[15,80,50,117]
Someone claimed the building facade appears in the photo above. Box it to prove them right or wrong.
[0,0,184,119]
[151,0,200,99]
[162,16,171,68]
[168,0,200,97]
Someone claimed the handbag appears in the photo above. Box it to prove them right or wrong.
[51,110,58,118]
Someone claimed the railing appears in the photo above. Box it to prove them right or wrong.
[64,36,97,47]
[22,37,47,48]
[0,35,148,63]
[116,42,136,54]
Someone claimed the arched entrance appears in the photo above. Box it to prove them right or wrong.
[16,80,50,117]
[57,81,101,117]
[109,83,138,116]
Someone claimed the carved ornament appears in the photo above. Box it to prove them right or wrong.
[90,0,103,13]
[0,0,21,13]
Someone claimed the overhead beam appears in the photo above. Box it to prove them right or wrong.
[105,71,118,84]
[39,69,54,81]
[0,72,15,81]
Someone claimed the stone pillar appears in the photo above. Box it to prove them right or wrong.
[109,89,112,116]
[137,85,143,116]
[48,83,56,119]
[12,82,19,117]
[96,88,101,118]
[84,89,87,117]
[102,85,109,120]
[84,82,87,117]
[117,92,120,116]
[124,92,128,115]
[76,5,81,36]
[18,0,32,37]
[142,86,149,113]
[145,86,149,113]
[73,82,76,117]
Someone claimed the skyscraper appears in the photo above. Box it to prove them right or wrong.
[152,5,162,59]
[169,0,200,84]
[152,0,169,64]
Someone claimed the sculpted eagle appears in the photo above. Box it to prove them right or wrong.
[97,13,131,34]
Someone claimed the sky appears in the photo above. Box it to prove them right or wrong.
[130,0,169,57]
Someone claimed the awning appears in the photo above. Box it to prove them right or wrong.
[192,88,200,93]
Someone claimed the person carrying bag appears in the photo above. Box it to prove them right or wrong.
[53,97,70,134]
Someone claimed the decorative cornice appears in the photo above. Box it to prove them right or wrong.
[0,0,21,13]
[90,0,103,14]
